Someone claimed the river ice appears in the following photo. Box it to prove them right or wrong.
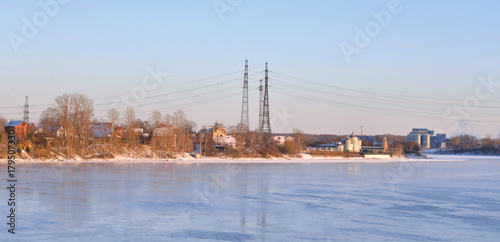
[1,155,499,241]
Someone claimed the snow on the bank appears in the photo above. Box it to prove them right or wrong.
[2,154,486,164]
[3,151,498,164]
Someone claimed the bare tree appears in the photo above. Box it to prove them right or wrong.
[149,110,162,155]
[172,109,187,129]
[172,110,186,152]
[149,110,162,128]
[171,110,195,152]
[284,140,296,154]
[40,107,60,137]
[55,94,73,157]
[185,120,197,134]
[450,136,461,148]
[0,116,7,146]
[107,108,120,151]
[229,123,248,150]
[160,113,174,152]
[482,134,494,148]
[54,94,94,157]
[163,113,172,127]
[293,128,307,153]
[124,107,137,147]
[72,94,94,153]
[459,134,479,148]
[0,116,7,128]
[0,116,7,133]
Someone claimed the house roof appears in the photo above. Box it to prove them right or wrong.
[5,120,25,127]
[317,143,340,148]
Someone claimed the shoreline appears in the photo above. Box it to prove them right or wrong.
[1,154,492,164]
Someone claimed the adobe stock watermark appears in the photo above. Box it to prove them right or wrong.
[213,0,243,21]
[443,75,499,132]
[46,163,90,222]
[110,64,169,111]
[339,0,403,63]
[270,106,296,133]
[384,159,425,192]
[7,0,70,53]
[176,164,241,224]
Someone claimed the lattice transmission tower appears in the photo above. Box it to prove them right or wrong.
[260,63,271,134]
[23,96,29,123]
[240,60,249,130]
[258,79,263,132]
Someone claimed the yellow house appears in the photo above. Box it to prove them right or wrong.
[198,123,228,141]
[210,124,227,140]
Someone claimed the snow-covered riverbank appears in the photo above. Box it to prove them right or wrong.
[3,153,494,164]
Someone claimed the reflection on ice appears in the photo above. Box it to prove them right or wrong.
[171,230,254,241]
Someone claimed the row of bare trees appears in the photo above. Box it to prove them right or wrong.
[0,116,7,150]
[449,134,500,149]
[34,93,198,158]
[215,125,308,157]
[37,94,95,157]
[147,109,197,156]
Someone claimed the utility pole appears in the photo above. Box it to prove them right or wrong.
[261,62,271,134]
[360,125,363,145]
[240,60,249,130]
[23,96,29,123]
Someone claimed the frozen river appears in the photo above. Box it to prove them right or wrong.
[2,156,500,241]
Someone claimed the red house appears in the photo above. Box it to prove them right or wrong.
[4,120,32,143]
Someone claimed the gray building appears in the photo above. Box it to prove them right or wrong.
[432,134,447,149]
[406,128,446,149]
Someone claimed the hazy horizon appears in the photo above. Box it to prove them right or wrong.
[1,1,499,137]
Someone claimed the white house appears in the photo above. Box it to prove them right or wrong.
[274,135,295,145]
[215,135,236,148]
[342,132,362,152]
[274,135,286,144]
[153,126,173,137]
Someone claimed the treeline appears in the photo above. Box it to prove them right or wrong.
[437,134,500,155]
[398,133,500,155]
[219,127,307,158]
[302,133,500,156]
[293,133,406,147]
[2,93,499,159]
[0,93,199,159]
[0,93,307,160]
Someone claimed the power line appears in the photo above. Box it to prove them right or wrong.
[271,71,500,104]
[273,88,500,123]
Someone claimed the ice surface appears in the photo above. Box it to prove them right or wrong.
[1,156,499,241]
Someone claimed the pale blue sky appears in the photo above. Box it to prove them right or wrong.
[1,1,499,136]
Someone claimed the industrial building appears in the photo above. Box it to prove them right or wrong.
[406,128,446,149]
